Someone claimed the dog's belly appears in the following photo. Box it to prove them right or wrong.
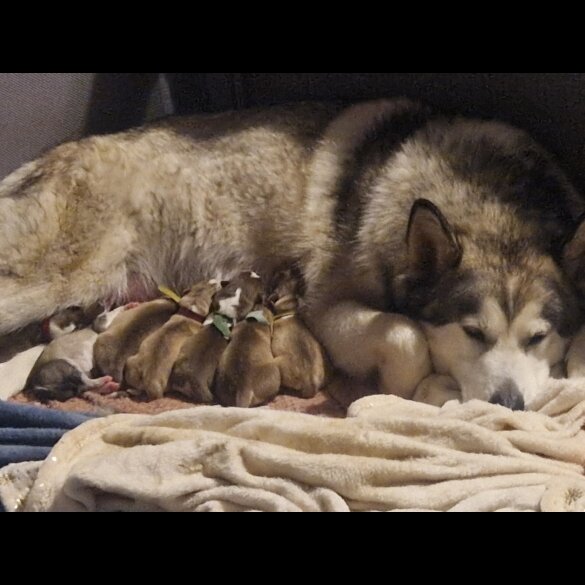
[104,115,339,293]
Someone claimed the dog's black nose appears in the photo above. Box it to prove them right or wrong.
[489,383,525,411]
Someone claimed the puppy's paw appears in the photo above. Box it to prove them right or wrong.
[97,380,121,395]
[144,381,166,401]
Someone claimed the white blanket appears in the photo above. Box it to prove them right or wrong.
[2,377,585,512]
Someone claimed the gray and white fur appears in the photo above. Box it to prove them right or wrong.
[2,99,585,408]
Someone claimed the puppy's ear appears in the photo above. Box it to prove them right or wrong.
[562,215,585,292]
[406,199,462,277]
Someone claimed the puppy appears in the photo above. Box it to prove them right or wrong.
[169,314,231,403]
[124,280,220,400]
[93,298,177,382]
[168,277,261,404]
[169,272,266,404]
[25,306,129,402]
[26,331,115,402]
[269,270,332,398]
[215,305,281,408]
[211,271,264,320]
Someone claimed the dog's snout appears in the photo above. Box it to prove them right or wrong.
[489,382,525,411]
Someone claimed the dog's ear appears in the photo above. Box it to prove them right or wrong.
[406,199,462,277]
[562,214,585,292]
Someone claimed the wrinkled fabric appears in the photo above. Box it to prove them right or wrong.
[2,377,585,512]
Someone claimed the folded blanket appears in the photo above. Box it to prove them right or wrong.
[2,376,585,512]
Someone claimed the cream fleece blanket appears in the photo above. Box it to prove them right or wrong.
[2,377,585,512]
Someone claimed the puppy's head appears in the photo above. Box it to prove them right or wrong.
[48,306,87,339]
[394,199,583,409]
[27,360,83,402]
[211,271,264,320]
[48,303,106,339]
[267,266,304,309]
[179,279,222,317]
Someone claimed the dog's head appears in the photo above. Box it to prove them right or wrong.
[394,199,584,409]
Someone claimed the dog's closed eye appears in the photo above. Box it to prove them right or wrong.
[525,332,547,348]
[462,326,487,344]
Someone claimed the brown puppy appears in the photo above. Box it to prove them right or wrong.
[169,316,231,403]
[93,299,177,382]
[169,272,263,403]
[124,280,220,399]
[215,306,281,408]
[168,272,265,403]
[269,269,332,398]
[272,300,332,398]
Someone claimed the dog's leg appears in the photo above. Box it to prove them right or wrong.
[412,374,461,406]
[306,301,431,398]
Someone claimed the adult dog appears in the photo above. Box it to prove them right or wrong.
[1,98,585,409]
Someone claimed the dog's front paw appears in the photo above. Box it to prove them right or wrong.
[413,374,461,407]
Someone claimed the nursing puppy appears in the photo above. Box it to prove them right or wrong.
[211,271,264,320]
[26,331,115,401]
[25,306,128,401]
[3,99,585,409]
[269,269,332,398]
[124,280,220,399]
[169,273,263,403]
[93,299,177,382]
[168,318,229,404]
[215,306,280,408]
